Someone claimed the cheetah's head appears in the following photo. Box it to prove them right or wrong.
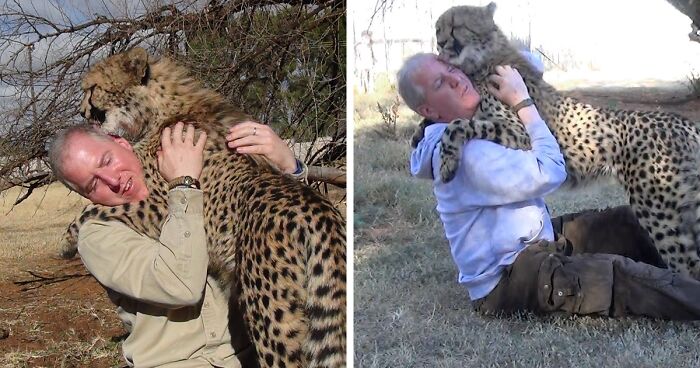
[436,2,500,76]
[79,48,155,142]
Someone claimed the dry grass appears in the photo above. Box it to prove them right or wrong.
[0,184,121,368]
[0,184,88,281]
[354,89,700,368]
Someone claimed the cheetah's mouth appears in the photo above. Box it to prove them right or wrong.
[89,104,107,123]
[452,38,464,56]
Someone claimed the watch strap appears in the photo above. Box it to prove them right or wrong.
[168,176,201,190]
[289,160,308,181]
[512,98,535,113]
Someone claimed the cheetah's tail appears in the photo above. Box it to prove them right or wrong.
[304,217,347,368]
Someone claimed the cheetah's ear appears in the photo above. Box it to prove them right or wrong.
[125,47,150,85]
[486,2,497,16]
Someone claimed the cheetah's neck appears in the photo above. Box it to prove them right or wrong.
[144,58,245,132]
[472,36,622,142]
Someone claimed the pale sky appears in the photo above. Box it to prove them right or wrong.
[350,0,700,82]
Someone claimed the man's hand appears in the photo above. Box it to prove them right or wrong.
[225,121,298,174]
[158,122,207,182]
[487,65,542,125]
[487,65,530,108]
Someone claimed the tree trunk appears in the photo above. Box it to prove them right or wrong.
[667,0,700,42]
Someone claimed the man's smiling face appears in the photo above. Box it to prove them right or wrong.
[61,132,149,206]
[413,56,481,122]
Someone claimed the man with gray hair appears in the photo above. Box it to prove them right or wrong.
[402,53,700,319]
[397,52,480,124]
[48,120,304,367]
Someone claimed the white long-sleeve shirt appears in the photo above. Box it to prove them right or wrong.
[410,119,567,300]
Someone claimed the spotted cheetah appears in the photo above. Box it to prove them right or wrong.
[424,3,700,278]
[60,48,346,368]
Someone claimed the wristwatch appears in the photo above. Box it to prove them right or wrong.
[290,159,308,181]
[168,175,201,190]
[512,98,535,113]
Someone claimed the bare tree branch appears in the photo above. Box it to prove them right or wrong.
[14,270,92,291]
[307,165,345,187]
[0,0,346,204]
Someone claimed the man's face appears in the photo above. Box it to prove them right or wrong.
[413,57,481,122]
[61,133,149,206]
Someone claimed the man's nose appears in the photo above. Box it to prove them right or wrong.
[446,73,460,88]
[96,170,120,192]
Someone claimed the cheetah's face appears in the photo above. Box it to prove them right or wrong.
[79,48,154,142]
[436,2,498,75]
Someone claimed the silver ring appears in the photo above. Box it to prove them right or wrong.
[253,127,257,136]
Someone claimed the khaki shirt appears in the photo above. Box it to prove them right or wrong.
[78,189,243,368]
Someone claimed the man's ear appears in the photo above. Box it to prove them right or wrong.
[112,136,134,152]
[417,104,439,121]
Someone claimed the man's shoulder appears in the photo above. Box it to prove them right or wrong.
[80,218,131,232]
[77,218,138,251]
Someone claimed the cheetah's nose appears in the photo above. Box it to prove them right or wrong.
[90,107,106,123]
[453,39,464,55]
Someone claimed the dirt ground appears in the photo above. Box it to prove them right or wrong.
[0,182,345,368]
[0,258,124,368]
[0,185,124,368]
[565,84,700,122]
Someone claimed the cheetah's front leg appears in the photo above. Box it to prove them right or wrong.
[439,117,528,182]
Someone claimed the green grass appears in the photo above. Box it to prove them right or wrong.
[353,90,700,368]
[0,184,88,279]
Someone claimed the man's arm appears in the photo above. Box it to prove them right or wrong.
[226,121,299,175]
[455,65,567,205]
[456,118,566,206]
[79,122,209,308]
[78,188,208,308]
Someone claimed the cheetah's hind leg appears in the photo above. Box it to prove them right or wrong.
[59,204,95,259]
